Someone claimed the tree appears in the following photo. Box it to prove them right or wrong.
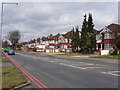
[80,13,95,54]
[74,26,80,51]
[71,26,80,52]
[7,30,21,50]
[81,14,87,33]
[87,13,96,53]
[71,27,75,50]
[116,35,120,50]
[80,14,88,53]
[2,40,10,48]
[87,13,94,33]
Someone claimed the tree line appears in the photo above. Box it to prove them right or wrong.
[71,13,96,54]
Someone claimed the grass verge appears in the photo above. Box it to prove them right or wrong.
[0,58,9,63]
[91,54,120,59]
[1,66,27,89]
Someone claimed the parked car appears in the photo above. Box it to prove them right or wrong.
[8,50,15,55]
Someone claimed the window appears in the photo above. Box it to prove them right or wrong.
[104,43,112,49]
[65,39,68,42]
[104,33,111,39]
[96,34,102,40]
[64,45,68,49]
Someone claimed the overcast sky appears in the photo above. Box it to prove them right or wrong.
[0,1,119,42]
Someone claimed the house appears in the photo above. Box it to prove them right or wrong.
[58,33,72,52]
[22,23,120,54]
[35,31,74,53]
[95,23,120,55]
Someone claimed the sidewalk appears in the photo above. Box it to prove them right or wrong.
[1,57,32,89]
[2,62,15,67]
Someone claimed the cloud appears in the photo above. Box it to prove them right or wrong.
[1,2,118,42]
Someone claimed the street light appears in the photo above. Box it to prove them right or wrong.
[0,2,19,57]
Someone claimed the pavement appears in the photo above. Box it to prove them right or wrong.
[1,56,33,89]
[7,52,119,88]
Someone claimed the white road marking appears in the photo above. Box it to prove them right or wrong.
[108,71,119,73]
[101,71,120,77]
[55,59,59,60]
[45,58,49,59]
[59,63,86,70]
[59,62,105,70]
[79,62,94,65]
[84,67,102,69]
[95,64,108,67]
[17,53,116,73]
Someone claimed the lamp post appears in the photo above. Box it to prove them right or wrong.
[0,2,19,57]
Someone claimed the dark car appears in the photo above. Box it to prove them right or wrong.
[8,50,15,55]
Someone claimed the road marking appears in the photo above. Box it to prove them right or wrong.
[101,71,120,77]
[59,63,86,70]
[45,58,49,59]
[55,59,59,60]
[5,53,50,89]
[59,62,104,70]
[17,53,111,71]
[84,67,102,69]
[79,62,94,65]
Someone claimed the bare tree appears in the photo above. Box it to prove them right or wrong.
[2,40,10,48]
[7,30,21,50]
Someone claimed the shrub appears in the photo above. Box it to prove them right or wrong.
[109,49,117,55]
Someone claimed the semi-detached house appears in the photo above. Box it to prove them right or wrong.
[23,23,120,55]
[95,24,120,55]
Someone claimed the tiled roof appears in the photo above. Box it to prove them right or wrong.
[64,31,73,39]
[52,33,60,41]
[107,23,120,33]
[92,29,101,34]
[95,23,120,34]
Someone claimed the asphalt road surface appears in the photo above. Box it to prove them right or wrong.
[9,52,119,88]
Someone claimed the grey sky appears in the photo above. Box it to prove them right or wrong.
[0,1,118,42]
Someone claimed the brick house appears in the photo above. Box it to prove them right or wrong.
[95,24,120,55]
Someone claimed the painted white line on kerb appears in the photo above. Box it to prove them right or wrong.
[101,71,120,77]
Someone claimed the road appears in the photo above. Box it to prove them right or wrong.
[9,52,119,88]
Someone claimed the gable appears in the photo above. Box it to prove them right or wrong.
[100,27,112,34]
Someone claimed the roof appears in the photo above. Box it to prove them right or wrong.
[92,29,101,34]
[107,23,120,33]
[64,31,73,39]
[95,23,120,34]
[52,33,60,41]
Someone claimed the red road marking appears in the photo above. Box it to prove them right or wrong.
[5,54,50,90]
[9,57,44,89]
